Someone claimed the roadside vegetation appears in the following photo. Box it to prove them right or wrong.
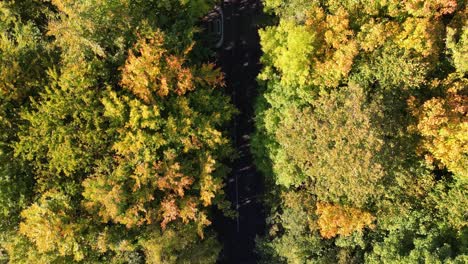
[253,0,467,263]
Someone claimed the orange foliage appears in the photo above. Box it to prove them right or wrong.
[160,197,179,229]
[159,197,199,229]
[155,161,194,197]
[121,32,195,103]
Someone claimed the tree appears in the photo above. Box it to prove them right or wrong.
[366,176,468,263]
[259,4,358,90]
[316,202,375,239]
[272,84,386,206]
[409,76,467,178]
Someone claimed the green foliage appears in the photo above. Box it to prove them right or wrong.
[262,0,312,20]
[366,178,468,263]
[15,73,109,189]
[446,12,468,74]
[0,1,50,233]
[0,2,49,101]
[257,191,337,264]
[272,84,386,206]
[140,224,221,264]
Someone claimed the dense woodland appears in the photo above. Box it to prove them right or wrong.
[0,0,235,262]
[0,0,466,263]
[253,0,467,263]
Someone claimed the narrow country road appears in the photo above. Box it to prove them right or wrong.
[212,0,265,263]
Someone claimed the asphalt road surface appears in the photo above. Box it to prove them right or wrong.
[212,0,266,263]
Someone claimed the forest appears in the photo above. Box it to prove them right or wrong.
[0,0,466,263]
[254,0,467,263]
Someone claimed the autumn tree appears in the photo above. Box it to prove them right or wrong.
[409,76,467,178]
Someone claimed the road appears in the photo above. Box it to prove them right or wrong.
[212,0,265,263]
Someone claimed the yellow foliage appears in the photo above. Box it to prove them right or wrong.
[95,231,109,253]
[306,6,358,87]
[179,198,198,224]
[82,162,158,228]
[316,202,375,239]
[18,191,85,261]
[397,17,443,59]
[195,63,225,88]
[200,155,222,207]
[258,20,315,87]
[410,77,468,178]
[82,175,123,223]
[446,10,468,74]
[358,20,400,52]
[197,212,212,239]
